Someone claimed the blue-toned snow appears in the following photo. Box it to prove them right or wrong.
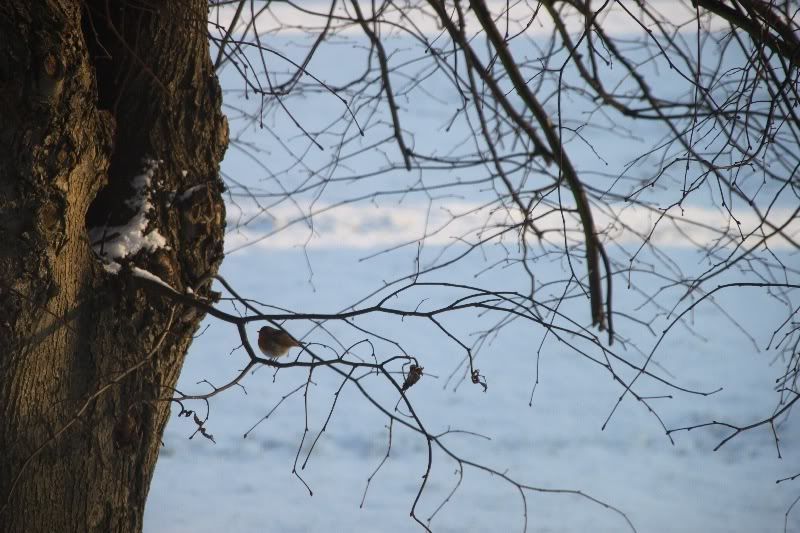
[143,248,798,533]
[145,20,798,533]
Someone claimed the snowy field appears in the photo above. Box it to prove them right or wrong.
[145,8,798,532]
[143,246,799,533]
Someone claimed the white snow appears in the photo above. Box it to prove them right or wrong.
[89,159,168,270]
[145,249,800,533]
[131,266,176,292]
[102,261,122,274]
[177,185,205,202]
[222,201,800,253]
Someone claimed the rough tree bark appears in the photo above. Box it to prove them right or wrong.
[0,1,228,531]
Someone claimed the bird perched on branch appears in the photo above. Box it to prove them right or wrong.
[257,325,302,358]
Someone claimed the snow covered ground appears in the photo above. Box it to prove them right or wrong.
[144,15,798,533]
[144,246,799,533]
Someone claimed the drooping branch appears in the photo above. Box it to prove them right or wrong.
[449,0,609,334]
[694,0,800,69]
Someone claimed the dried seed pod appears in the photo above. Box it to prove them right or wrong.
[402,364,424,392]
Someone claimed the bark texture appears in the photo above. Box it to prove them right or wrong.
[0,1,228,531]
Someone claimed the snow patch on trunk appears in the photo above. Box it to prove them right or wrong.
[89,159,168,272]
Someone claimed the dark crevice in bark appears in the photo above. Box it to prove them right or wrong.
[83,0,156,231]
[80,1,116,113]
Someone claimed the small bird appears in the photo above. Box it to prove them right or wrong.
[257,325,302,358]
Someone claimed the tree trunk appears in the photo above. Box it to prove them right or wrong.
[0,1,227,531]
